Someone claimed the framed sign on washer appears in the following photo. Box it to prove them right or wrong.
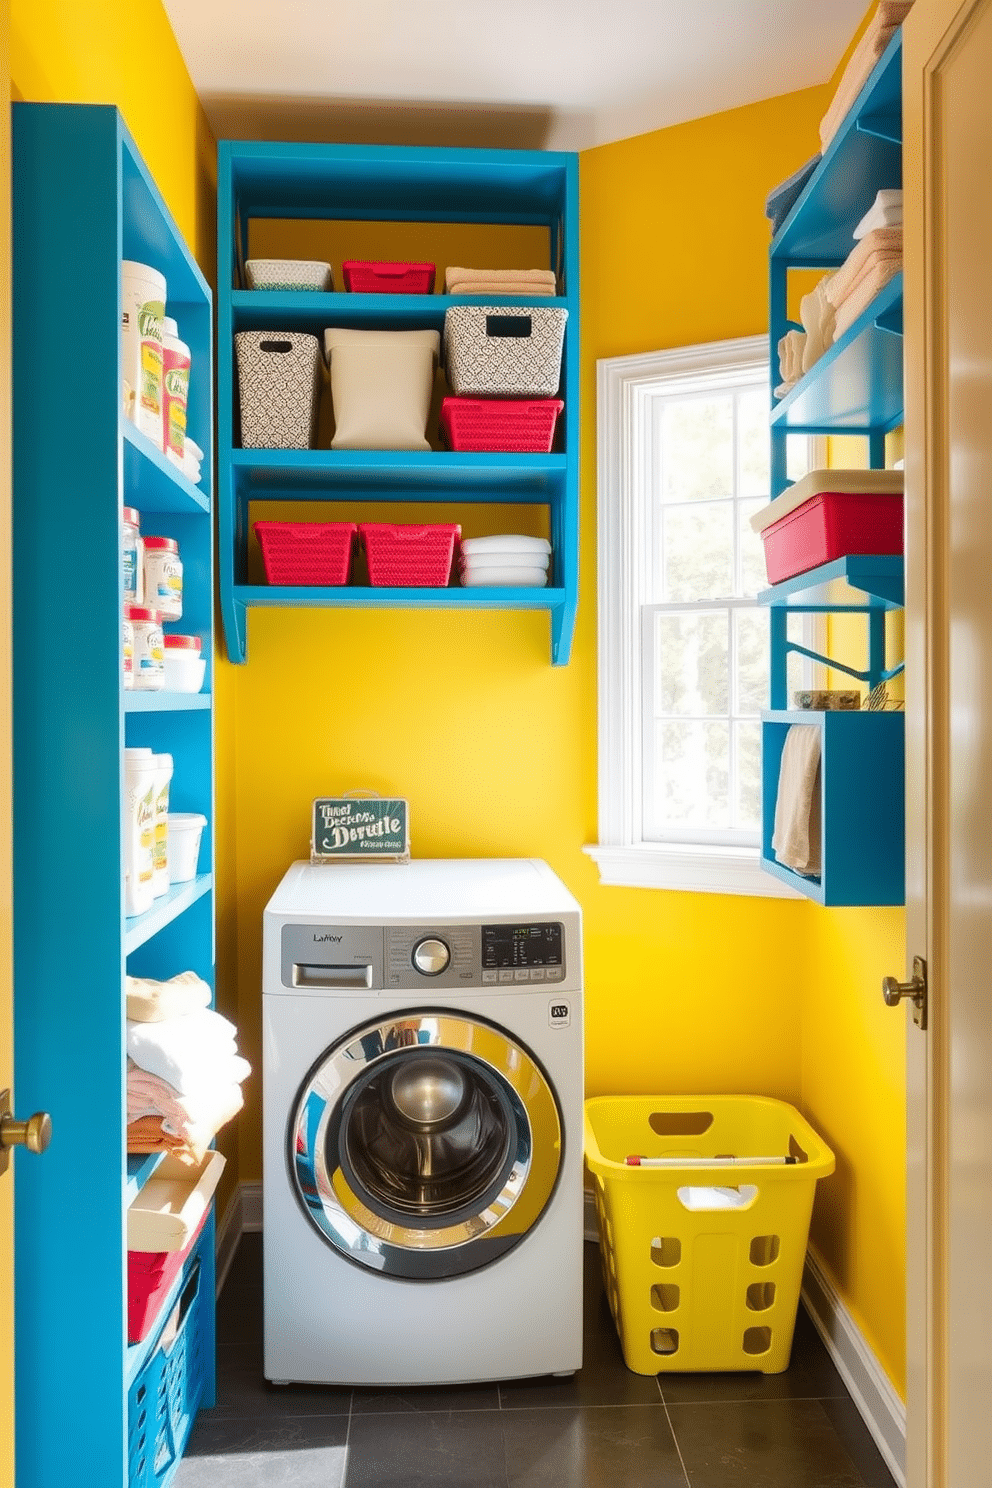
[310,792,410,862]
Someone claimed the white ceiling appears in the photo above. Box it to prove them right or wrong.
[162,0,868,151]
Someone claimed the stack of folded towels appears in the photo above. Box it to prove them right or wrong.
[819,1,915,151]
[444,266,557,297]
[459,534,552,588]
[126,971,250,1166]
[825,218,902,342]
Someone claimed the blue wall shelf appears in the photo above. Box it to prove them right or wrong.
[763,29,906,906]
[216,140,580,666]
[12,103,216,1487]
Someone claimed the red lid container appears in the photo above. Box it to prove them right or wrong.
[124,605,162,623]
[759,492,903,585]
[142,536,179,553]
[123,506,140,526]
[163,633,202,651]
[342,260,436,295]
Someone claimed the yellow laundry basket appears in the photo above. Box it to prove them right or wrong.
[583,1094,835,1375]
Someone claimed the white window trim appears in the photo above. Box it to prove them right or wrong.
[584,337,811,898]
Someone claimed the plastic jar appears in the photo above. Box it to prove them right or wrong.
[143,536,183,620]
[121,261,166,449]
[126,605,164,689]
[123,748,158,916]
[151,753,173,899]
[122,506,142,605]
[163,633,205,693]
[123,612,134,689]
[162,317,192,468]
[167,812,207,884]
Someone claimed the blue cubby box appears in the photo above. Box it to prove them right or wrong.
[216,141,579,665]
[763,29,906,905]
[12,103,215,1488]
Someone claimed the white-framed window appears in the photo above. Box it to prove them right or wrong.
[585,336,818,897]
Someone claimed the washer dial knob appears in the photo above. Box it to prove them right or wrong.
[412,937,450,976]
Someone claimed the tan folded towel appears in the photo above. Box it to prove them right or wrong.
[777,328,807,387]
[819,3,913,150]
[126,1116,204,1166]
[800,275,837,375]
[824,228,903,307]
[125,970,212,1023]
[445,266,557,293]
[446,282,557,297]
[832,259,902,340]
[772,725,822,876]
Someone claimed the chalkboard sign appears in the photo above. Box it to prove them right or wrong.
[311,796,410,861]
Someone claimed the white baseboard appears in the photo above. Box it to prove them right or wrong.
[801,1243,907,1487]
[215,1180,263,1296]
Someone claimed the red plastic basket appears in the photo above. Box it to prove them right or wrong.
[760,492,903,584]
[439,396,564,453]
[253,521,357,585]
[342,260,436,295]
[359,522,460,586]
[127,1209,209,1345]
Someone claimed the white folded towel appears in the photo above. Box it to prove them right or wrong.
[459,550,549,571]
[799,275,837,375]
[771,724,822,875]
[126,1007,242,1095]
[460,566,548,587]
[460,534,551,557]
[126,971,212,1024]
[854,188,903,239]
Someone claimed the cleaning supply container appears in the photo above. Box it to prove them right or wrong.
[583,1094,835,1375]
[168,813,207,883]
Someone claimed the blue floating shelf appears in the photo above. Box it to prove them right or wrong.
[758,554,904,611]
[124,874,213,954]
[125,691,212,712]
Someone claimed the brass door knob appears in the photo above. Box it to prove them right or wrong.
[881,956,928,1030]
[0,1088,53,1177]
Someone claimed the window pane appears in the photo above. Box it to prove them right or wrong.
[734,721,762,831]
[738,389,770,498]
[663,502,734,600]
[733,609,769,715]
[661,398,733,502]
[786,433,812,483]
[653,612,729,716]
[650,720,730,831]
[740,499,768,597]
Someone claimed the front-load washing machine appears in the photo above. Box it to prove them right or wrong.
[262,857,583,1386]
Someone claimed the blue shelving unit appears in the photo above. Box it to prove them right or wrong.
[762,31,906,906]
[12,104,215,1487]
[216,141,580,666]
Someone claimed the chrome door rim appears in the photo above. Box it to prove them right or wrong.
[289,1009,563,1280]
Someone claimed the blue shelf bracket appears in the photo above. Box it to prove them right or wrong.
[550,596,577,667]
[856,112,902,145]
[226,597,248,665]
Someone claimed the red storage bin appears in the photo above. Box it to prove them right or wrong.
[359,522,460,586]
[751,470,904,585]
[128,1209,209,1345]
[342,260,436,295]
[439,396,564,453]
[254,521,357,585]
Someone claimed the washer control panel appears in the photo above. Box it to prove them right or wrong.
[480,923,564,985]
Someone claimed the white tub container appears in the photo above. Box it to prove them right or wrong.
[163,634,205,693]
[168,813,207,883]
[123,749,157,916]
[121,261,166,448]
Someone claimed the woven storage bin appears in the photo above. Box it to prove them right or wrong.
[235,330,321,449]
[244,259,333,291]
[359,522,460,587]
[342,260,436,294]
[439,396,564,452]
[584,1094,835,1376]
[443,305,567,397]
[254,521,357,586]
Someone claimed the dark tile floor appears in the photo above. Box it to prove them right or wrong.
[176,1233,897,1488]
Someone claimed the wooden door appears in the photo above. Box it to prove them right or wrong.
[2,12,17,1485]
[903,0,992,1483]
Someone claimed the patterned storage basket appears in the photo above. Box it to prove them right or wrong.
[443,305,567,397]
[253,521,357,586]
[244,259,333,291]
[359,522,460,587]
[235,330,322,449]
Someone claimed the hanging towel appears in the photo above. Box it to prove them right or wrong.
[764,154,822,234]
[831,259,902,341]
[125,970,212,1024]
[854,188,903,239]
[126,1007,243,1095]
[799,275,838,375]
[819,3,914,151]
[772,725,822,876]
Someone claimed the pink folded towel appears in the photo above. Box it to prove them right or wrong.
[819,3,914,150]
[824,228,903,307]
[832,259,903,340]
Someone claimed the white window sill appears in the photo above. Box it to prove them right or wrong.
[583,842,805,899]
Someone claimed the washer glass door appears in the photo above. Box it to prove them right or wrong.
[290,1011,562,1279]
